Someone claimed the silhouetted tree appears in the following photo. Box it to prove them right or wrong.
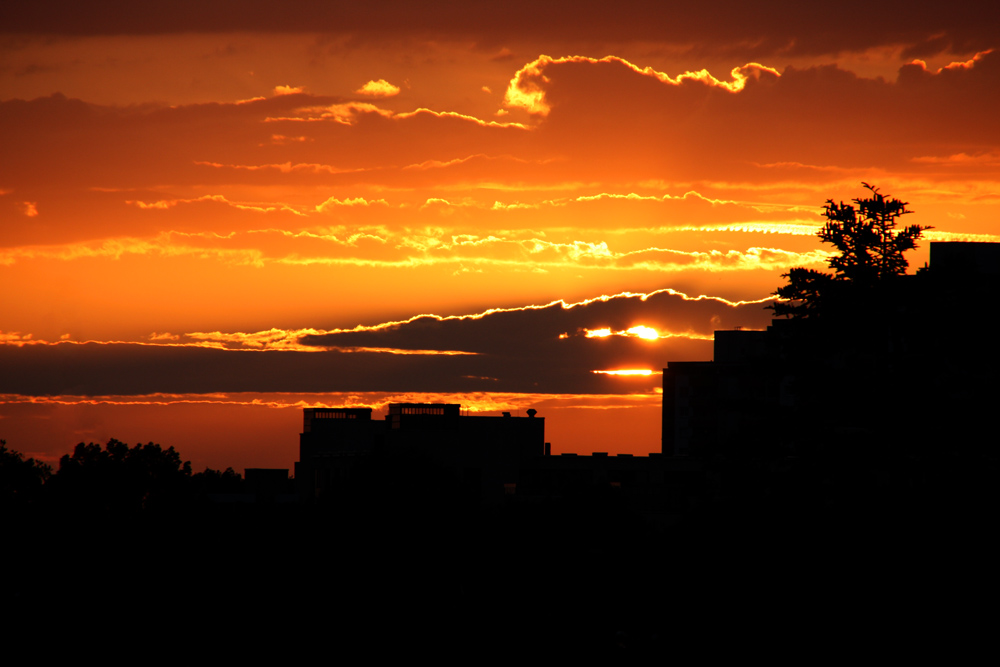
[49,438,193,513]
[772,183,931,318]
[0,440,52,507]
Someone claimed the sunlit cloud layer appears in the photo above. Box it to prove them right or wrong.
[0,390,662,413]
[0,288,773,397]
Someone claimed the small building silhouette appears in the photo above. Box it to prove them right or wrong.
[296,403,545,504]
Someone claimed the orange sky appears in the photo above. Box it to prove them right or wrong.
[3,2,999,472]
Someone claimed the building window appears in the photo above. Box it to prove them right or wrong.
[400,406,445,415]
[314,411,356,419]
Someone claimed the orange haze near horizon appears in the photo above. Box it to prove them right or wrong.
[3,3,1000,472]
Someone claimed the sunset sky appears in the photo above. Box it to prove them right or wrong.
[3,2,999,472]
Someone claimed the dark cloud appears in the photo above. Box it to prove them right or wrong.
[0,341,663,395]
[0,291,774,395]
[302,289,772,352]
[524,51,1000,181]
[2,2,996,58]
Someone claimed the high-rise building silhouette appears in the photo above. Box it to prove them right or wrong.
[662,241,1000,458]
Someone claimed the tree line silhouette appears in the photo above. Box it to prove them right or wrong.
[1,437,244,514]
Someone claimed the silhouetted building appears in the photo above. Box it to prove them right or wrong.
[663,242,1000,458]
[927,241,1000,278]
[296,404,545,504]
[519,451,709,516]
[663,354,788,458]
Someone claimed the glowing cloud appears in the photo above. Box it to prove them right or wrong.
[393,108,531,129]
[315,196,390,211]
[925,231,1000,243]
[356,79,401,97]
[281,102,395,124]
[911,152,1000,166]
[128,193,307,215]
[910,49,995,74]
[1,331,34,346]
[270,134,309,144]
[0,390,661,415]
[585,328,612,338]
[193,161,363,176]
[503,54,780,116]
[0,234,268,268]
[581,325,709,340]
[182,328,476,355]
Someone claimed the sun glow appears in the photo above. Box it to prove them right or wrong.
[626,326,659,339]
[583,326,661,339]
[592,369,659,376]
